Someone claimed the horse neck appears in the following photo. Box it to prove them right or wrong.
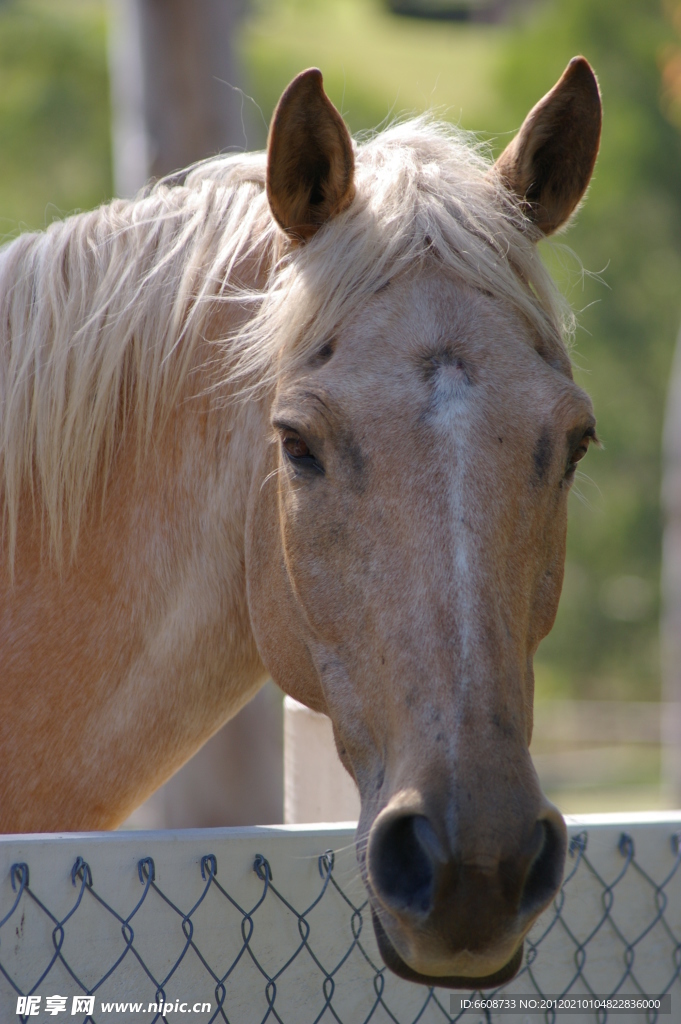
[0,294,274,832]
[117,306,274,684]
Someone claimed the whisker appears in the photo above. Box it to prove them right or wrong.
[260,464,284,493]
[572,469,603,511]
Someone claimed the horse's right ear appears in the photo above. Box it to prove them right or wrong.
[267,69,355,242]
[493,57,602,236]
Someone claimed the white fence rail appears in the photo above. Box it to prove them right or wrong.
[2,813,681,1023]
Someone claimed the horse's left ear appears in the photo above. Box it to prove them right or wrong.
[493,57,601,236]
[267,68,355,242]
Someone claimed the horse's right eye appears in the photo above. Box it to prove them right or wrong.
[279,431,325,475]
[282,433,310,460]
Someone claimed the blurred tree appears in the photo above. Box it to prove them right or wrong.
[108,0,251,196]
[497,0,681,701]
[107,0,285,829]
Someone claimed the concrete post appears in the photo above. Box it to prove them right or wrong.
[283,697,360,824]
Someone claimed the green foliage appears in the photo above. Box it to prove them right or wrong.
[0,0,112,235]
[497,0,681,700]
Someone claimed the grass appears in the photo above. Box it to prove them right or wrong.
[547,785,675,815]
[238,0,509,146]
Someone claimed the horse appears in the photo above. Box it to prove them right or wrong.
[0,58,601,988]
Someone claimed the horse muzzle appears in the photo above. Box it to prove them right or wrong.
[364,795,567,988]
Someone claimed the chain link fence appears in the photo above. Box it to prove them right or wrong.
[1,818,680,1023]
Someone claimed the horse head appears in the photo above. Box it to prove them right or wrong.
[246,60,601,987]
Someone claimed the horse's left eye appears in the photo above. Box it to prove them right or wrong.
[569,443,589,466]
[566,428,596,475]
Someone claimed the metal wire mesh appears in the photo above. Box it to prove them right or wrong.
[1,826,680,1023]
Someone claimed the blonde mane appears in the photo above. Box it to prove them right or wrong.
[0,118,571,565]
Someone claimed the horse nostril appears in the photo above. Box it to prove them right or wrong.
[520,815,567,916]
[369,813,441,916]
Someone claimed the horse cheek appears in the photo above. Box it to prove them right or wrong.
[529,511,567,650]
[245,447,328,714]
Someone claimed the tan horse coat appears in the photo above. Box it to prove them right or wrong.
[0,60,601,987]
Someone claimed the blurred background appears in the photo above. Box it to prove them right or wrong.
[2,0,681,820]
